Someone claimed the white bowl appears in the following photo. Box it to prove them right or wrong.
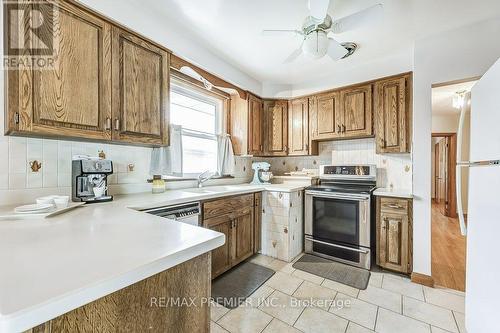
[53,196,69,208]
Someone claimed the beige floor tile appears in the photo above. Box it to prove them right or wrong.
[210,301,230,322]
[376,308,431,333]
[382,275,425,301]
[294,307,349,333]
[218,307,273,333]
[262,318,303,333]
[330,293,378,330]
[292,269,325,285]
[258,290,306,325]
[241,285,275,308]
[423,287,465,313]
[358,285,402,313]
[346,321,375,333]
[292,280,338,310]
[321,279,360,298]
[431,326,453,333]
[211,321,229,333]
[279,262,296,274]
[249,254,275,267]
[267,259,288,271]
[265,271,304,295]
[403,296,459,333]
[368,272,383,288]
[453,311,466,333]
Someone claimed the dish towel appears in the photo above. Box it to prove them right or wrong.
[149,125,183,176]
[217,133,235,176]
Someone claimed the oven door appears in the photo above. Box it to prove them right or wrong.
[305,191,371,268]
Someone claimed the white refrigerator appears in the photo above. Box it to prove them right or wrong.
[458,58,500,332]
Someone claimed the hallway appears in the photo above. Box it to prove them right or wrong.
[431,202,467,291]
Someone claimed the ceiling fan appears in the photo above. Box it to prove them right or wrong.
[263,0,383,63]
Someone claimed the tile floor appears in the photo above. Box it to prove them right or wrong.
[210,254,466,333]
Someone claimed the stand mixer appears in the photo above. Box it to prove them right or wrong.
[250,162,273,185]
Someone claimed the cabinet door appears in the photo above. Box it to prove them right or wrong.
[310,91,342,140]
[378,212,409,273]
[112,28,169,146]
[203,215,232,278]
[263,100,288,156]
[12,2,112,140]
[288,98,309,155]
[374,76,409,153]
[254,192,262,253]
[340,84,373,138]
[248,94,264,155]
[233,207,255,265]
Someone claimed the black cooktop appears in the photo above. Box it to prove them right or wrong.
[306,182,377,195]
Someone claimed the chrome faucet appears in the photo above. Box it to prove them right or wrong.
[197,170,216,188]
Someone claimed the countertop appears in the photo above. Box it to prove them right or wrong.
[373,188,413,199]
[0,182,308,332]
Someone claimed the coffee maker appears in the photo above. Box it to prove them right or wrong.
[72,158,113,203]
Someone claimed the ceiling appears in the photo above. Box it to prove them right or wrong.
[432,80,478,116]
[147,0,500,85]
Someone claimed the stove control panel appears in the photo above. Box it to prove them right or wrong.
[320,164,376,180]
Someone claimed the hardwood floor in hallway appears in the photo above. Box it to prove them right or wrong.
[431,202,467,291]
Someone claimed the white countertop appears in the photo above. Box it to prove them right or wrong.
[374,188,413,199]
[0,183,308,332]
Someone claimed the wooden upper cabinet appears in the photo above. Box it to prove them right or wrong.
[263,100,288,156]
[374,75,411,153]
[310,91,342,140]
[288,98,309,155]
[248,94,264,155]
[7,1,112,140]
[340,84,373,138]
[111,28,170,146]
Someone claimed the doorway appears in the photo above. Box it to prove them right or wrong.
[430,79,476,291]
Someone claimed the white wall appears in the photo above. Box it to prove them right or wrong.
[413,18,500,276]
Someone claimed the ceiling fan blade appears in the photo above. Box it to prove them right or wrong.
[331,3,383,34]
[262,29,302,36]
[308,0,330,21]
[283,42,304,63]
[327,37,348,60]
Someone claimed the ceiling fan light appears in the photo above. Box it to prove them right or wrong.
[303,31,328,59]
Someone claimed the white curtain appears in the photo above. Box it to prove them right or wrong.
[149,125,183,176]
[217,134,235,176]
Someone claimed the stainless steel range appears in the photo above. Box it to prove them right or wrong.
[305,164,377,269]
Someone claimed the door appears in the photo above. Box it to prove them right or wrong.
[340,85,373,138]
[232,207,254,265]
[254,192,262,253]
[378,212,409,273]
[25,2,112,140]
[375,76,409,153]
[288,98,309,155]
[310,91,342,140]
[248,94,263,155]
[263,100,288,156]
[204,215,232,278]
[112,28,169,145]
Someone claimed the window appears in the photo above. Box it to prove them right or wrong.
[170,83,222,176]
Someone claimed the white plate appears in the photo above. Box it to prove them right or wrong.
[14,204,54,213]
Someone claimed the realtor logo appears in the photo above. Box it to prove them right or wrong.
[3,1,59,69]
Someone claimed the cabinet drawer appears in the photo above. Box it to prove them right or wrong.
[203,194,254,219]
[380,197,408,214]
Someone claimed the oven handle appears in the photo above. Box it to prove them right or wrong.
[305,236,370,254]
[305,190,370,201]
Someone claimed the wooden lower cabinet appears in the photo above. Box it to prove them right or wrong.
[202,193,258,278]
[254,192,262,253]
[376,197,413,274]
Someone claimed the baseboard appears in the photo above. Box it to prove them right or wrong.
[411,272,435,287]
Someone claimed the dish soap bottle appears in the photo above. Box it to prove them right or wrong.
[152,175,166,194]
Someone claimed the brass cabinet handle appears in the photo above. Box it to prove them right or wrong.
[342,124,346,133]
[337,125,341,133]
[114,118,120,131]
[305,143,309,151]
[105,117,111,130]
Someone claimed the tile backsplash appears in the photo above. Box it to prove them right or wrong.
[254,138,412,190]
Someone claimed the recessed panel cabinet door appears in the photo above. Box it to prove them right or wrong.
[248,94,264,155]
[288,98,309,155]
[25,2,112,139]
[204,215,232,278]
[375,76,409,153]
[264,100,288,156]
[233,208,254,265]
[340,85,373,138]
[112,28,169,146]
[310,91,342,140]
[378,212,409,273]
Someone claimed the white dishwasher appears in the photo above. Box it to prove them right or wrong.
[141,202,201,226]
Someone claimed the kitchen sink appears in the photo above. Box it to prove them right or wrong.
[182,185,251,194]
